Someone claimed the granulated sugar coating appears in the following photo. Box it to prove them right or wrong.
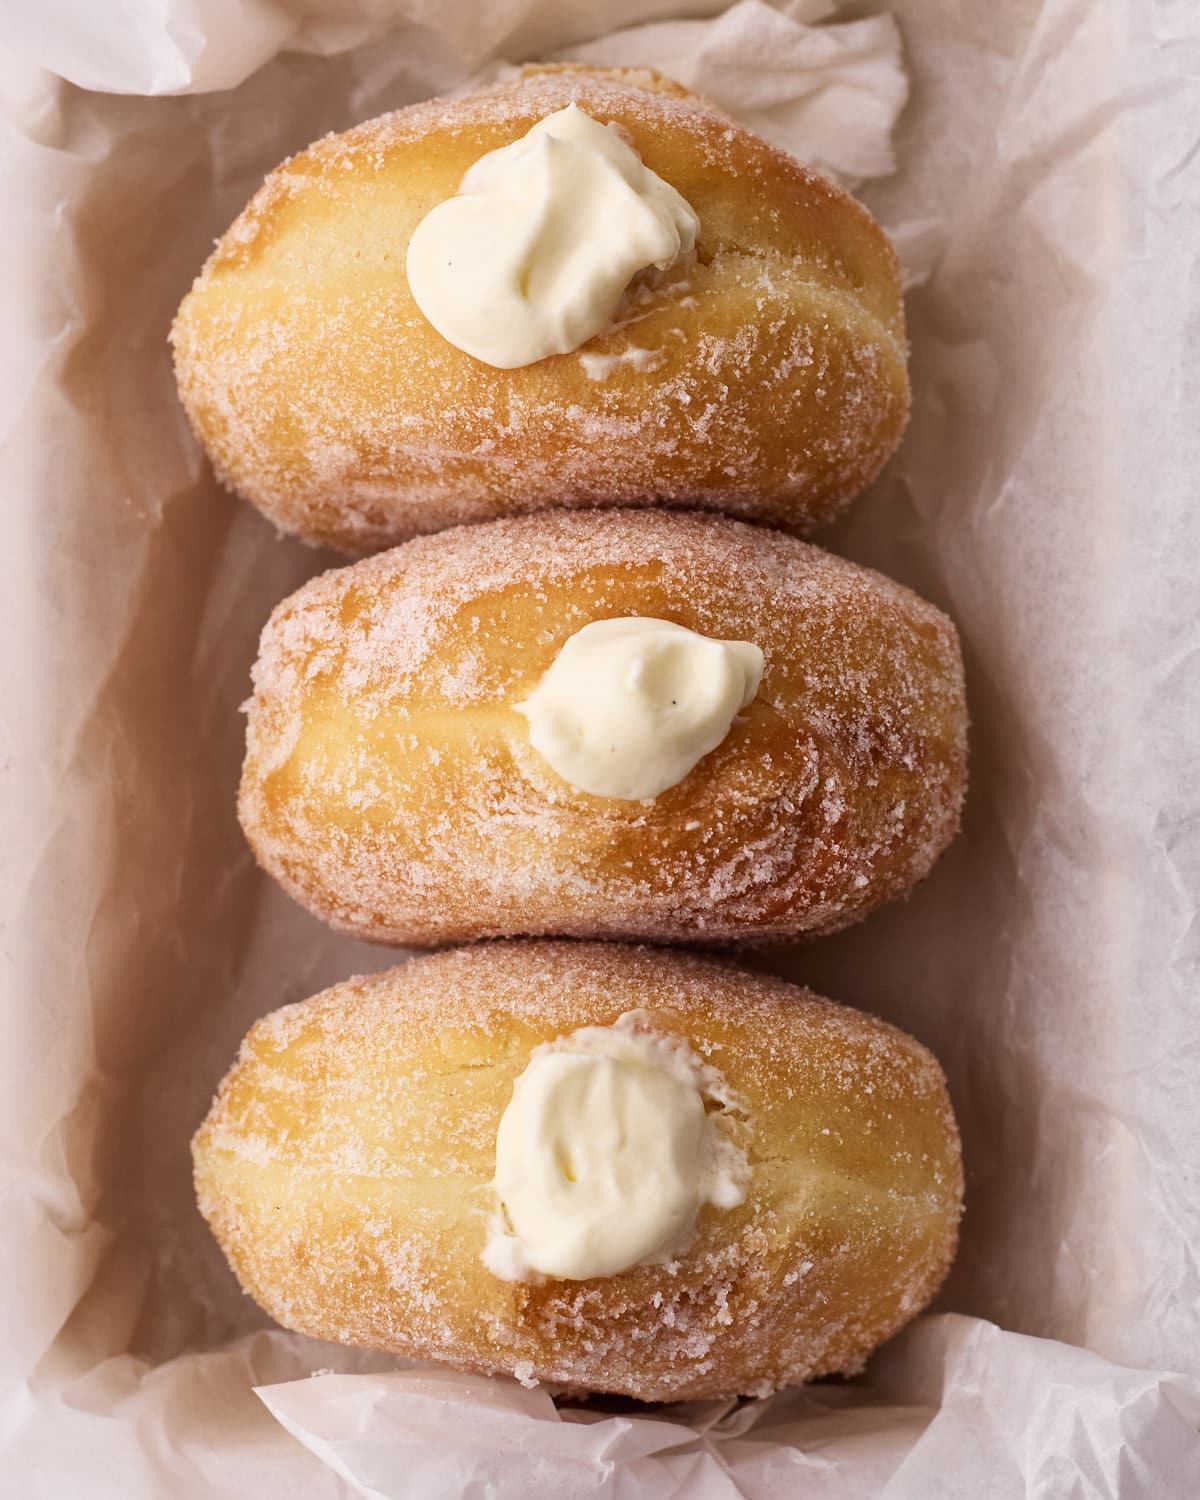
[192,942,963,1402]
[170,65,910,553]
[238,509,967,946]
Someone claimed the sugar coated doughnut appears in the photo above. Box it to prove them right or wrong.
[238,509,967,946]
[171,66,909,553]
[193,942,963,1401]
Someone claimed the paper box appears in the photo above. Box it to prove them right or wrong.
[3,1,1198,1493]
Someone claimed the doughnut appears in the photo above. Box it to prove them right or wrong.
[192,942,963,1401]
[238,509,967,946]
[170,65,910,553]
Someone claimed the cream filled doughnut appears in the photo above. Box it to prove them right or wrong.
[171,66,910,553]
[192,942,963,1402]
[238,509,967,946]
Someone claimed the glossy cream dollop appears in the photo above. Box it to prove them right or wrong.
[483,1013,748,1282]
[516,617,764,800]
[405,103,699,368]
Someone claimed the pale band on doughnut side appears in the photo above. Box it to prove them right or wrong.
[192,942,964,1402]
[170,65,910,553]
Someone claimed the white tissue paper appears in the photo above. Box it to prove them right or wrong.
[2,0,1199,1496]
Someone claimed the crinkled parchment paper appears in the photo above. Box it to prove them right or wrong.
[2,1,1198,1495]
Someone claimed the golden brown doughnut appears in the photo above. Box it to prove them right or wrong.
[192,942,962,1401]
[170,66,909,553]
[238,509,967,946]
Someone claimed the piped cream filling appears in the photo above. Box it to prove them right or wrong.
[483,1012,748,1282]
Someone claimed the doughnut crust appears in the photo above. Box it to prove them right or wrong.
[239,510,967,946]
[170,66,909,553]
[192,942,963,1401]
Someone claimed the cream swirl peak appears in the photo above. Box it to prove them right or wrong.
[405,104,699,368]
[517,616,763,800]
[483,1012,748,1282]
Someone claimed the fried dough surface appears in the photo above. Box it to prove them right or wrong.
[172,67,909,551]
[239,510,967,945]
[194,942,963,1401]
